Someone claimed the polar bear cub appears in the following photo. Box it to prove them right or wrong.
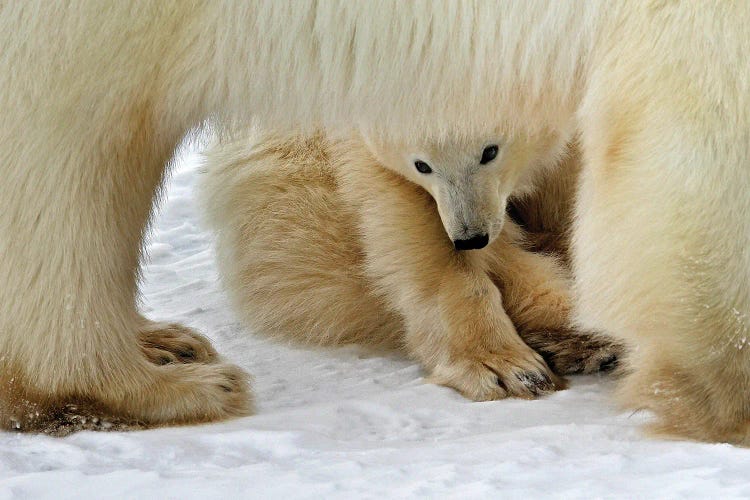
[201,130,619,400]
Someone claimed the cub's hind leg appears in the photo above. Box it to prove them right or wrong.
[200,134,403,349]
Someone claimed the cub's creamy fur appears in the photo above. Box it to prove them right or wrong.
[2,2,749,442]
[201,132,618,400]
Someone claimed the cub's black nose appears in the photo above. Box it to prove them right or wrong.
[453,233,489,251]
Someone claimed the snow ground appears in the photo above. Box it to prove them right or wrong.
[2,148,750,500]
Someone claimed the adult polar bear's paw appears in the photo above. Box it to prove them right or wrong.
[1,322,252,435]
[98,361,253,430]
[128,323,253,424]
[22,358,249,436]
[428,343,566,401]
[3,361,253,436]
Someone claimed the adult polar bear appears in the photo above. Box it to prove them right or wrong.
[1,2,748,443]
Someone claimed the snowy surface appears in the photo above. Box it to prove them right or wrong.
[2,148,750,499]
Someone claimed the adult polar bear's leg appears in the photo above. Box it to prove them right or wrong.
[573,23,750,443]
[0,3,251,433]
[0,97,252,433]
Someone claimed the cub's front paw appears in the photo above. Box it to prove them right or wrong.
[428,344,566,401]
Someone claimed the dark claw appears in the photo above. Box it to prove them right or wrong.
[177,348,196,360]
[496,376,507,390]
[517,371,540,385]
[517,371,554,395]
[599,354,618,372]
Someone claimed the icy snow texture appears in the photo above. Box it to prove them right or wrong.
[2,149,750,499]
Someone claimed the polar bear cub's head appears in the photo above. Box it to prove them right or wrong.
[364,129,565,250]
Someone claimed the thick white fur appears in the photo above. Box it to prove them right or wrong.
[2,2,749,441]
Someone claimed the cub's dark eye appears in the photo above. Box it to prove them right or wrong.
[480,145,499,164]
[414,160,432,174]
